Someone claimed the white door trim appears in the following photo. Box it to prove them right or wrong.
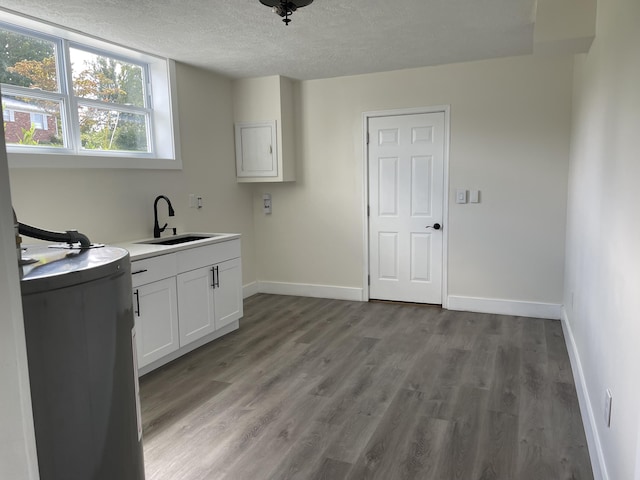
[361,106,450,307]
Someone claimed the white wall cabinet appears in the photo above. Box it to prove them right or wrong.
[235,121,278,178]
[232,75,296,183]
[130,237,242,375]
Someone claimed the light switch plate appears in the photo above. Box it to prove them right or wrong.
[456,189,467,204]
[470,190,480,203]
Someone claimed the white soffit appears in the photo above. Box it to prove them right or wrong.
[0,0,536,80]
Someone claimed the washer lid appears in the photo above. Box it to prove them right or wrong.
[20,245,130,293]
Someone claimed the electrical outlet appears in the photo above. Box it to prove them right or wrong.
[571,292,575,310]
[604,389,612,427]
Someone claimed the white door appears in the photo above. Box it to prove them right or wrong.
[368,112,445,304]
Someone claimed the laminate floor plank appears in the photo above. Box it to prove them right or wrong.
[487,344,522,415]
[310,458,352,480]
[347,389,430,479]
[471,410,519,480]
[264,421,340,480]
[140,294,593,480]
[544,319,575,384]
[432,385,490,480]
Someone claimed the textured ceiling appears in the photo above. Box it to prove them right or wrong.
[0,0,536,80]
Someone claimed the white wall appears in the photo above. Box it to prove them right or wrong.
[0,131,38,478]
[563,0,640,477]
[253,54,573,307]
[8,62,256,286]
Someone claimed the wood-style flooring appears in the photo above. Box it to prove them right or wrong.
[140,294,593,480]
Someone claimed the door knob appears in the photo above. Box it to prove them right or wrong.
[426,223,441,230]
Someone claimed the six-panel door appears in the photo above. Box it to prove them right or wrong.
[368,112,446,304]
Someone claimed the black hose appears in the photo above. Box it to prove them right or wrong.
[18,223,92,248]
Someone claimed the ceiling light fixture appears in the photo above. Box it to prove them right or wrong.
[259,0,314,26]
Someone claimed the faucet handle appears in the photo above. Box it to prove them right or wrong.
[159,226,177,237]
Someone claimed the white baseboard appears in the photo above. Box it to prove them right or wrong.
[243,281,260,299]
[255,281,364,302]
[561,308,608,480]
[447,295,562,319]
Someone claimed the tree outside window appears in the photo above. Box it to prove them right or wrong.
[1,25,150,153]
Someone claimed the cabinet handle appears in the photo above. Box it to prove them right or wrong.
[215,266,220,288]
[211,266,216,288]
[134,289,140,317]
[132,269,148,275]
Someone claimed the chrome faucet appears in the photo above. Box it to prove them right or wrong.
[153,195,175,238]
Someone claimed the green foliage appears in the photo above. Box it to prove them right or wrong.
[8,56,57,91]
[73,55,144,107]
[114,121,147,151]
[118,64,144,107]
[46,134,63,146]
[0,28,54,87]
[18,124,38,145]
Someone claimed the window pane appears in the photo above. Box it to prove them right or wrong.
[70,48,145,107]
[2,95,63,147]
[0,28,58,91]
[78,105,148,152]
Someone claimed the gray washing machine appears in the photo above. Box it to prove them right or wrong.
[20,244,145,480]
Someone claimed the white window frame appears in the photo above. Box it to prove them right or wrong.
[0,10,181,169]
[30,113,45,130]
[3,108,14,122]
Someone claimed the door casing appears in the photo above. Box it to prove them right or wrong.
[361,106,450,306]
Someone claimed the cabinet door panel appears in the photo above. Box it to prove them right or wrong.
[214,258,243,330]
[134,278,179,368]
[235,121,278,177]
[177,267,216,346]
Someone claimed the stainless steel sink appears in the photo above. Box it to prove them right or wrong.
[135,233,221,246]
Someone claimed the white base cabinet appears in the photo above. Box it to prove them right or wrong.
[214,258,243,330]
[177,257,243,346]
[133,278,179,368]
[130,238,242,374]
[177,266,216,346]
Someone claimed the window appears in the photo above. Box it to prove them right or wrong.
[30,113,45,130]
[3,108,14,122]
[0,11,180,169]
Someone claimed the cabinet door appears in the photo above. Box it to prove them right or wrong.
[133,278,179,368]
[214,258,243,330]
[177,266,216,346]
[235,121,278,178]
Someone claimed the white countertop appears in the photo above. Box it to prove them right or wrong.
[114,233,240,261]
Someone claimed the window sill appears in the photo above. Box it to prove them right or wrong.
[7,151,183,170]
